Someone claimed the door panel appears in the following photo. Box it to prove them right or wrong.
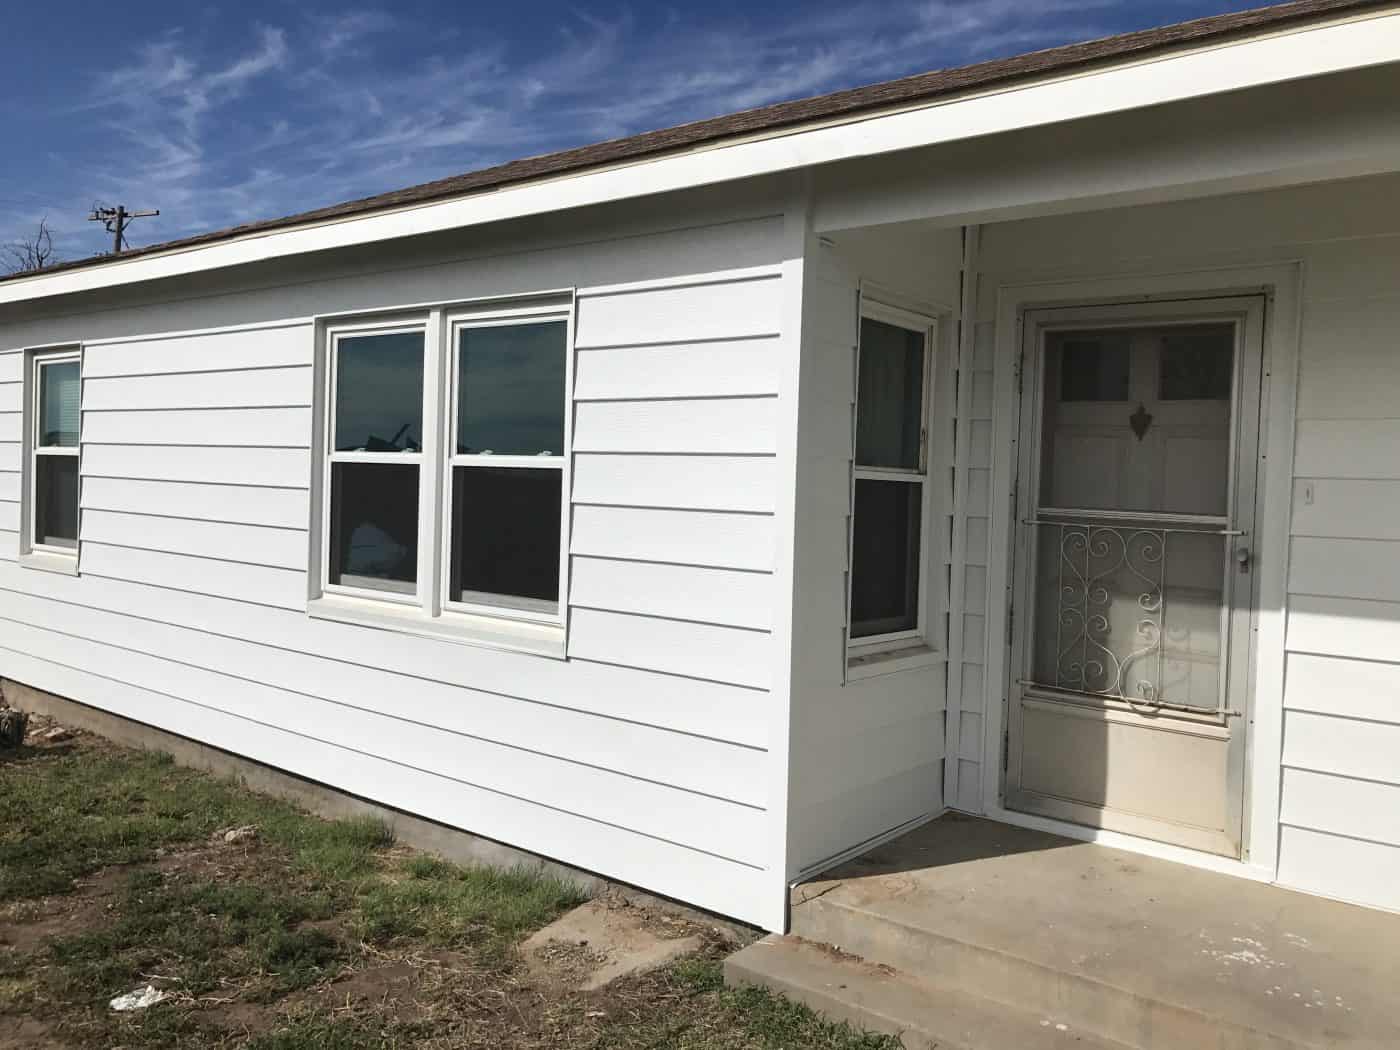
[1007,298,1265,857]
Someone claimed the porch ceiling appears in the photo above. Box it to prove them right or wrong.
[814,63,1400,233]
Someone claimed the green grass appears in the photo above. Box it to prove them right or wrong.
[0,745,391,898]
[0,733,899,1050]
[42,868,341,1005]
[356,857,584,959]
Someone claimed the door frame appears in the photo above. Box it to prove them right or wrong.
[980,263,1301,883]
[1005,296,1265,858]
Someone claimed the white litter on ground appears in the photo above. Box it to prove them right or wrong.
[109,985,170,1012]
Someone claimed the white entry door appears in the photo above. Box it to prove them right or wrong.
[1006,297,1265,857]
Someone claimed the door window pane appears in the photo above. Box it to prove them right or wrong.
[1054,331,1130,402]
[450,467,561,608]
[39,361,80,447]
[1159,324,1234,400]
[850,479,922,639]
[1040,323,1233,516]
[856,318,925,469]
[329,462,418,593]
[35,456,78,548]
[457,322,566,456]
[334,332,424,451]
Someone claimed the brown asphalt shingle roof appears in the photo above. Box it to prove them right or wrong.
[3,0,1392,287]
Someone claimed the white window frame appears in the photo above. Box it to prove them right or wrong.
[319,317,431,607]
[846,299,937,675]
[308,293,574,658]
[442,304,572,627]
[21,345,83,575]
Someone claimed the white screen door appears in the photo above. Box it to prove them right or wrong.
[1006,296,1266,857]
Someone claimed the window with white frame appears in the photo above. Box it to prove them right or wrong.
[317,298,571,641]
[325,325,426,597]
[28,350,81,560]
[847,302,934,655]
[447,316,567,616]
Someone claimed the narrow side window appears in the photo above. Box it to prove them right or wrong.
[324,328,426,599]
[848,305,935,654]
[28,351,82,562]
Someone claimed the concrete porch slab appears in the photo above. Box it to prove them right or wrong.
[788,814,1400,1049]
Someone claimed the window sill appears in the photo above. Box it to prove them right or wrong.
[307,595,566,660]
[19,551,79,577]
[846,641,944,682]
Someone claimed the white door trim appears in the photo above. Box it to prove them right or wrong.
[981,262,1302,884]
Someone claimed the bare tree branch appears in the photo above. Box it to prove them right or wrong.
[2,217,58,274]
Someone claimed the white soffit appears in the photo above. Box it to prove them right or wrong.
[3,6,1400,305]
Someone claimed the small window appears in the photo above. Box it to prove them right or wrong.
[848,306,934,650]
[1054,331,1131,402]
[850,478,922,637]
[1159,324,1234,400]
[28,351,82,560]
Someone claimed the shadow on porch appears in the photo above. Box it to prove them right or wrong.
[728,813,1400,1049]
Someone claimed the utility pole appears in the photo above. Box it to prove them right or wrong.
[88,204,160,254]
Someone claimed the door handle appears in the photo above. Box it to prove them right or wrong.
[1235,546,1251,573]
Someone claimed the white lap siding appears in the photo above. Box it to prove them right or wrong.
[784,226,960,876]
[0,197,787,927]
[0,351,18,555]
[972,172,1400,911]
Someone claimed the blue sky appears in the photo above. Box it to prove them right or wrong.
[0,1,1288,261]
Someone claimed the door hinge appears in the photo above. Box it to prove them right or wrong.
[1006,602,1014,644]
[1001,732,1010,772]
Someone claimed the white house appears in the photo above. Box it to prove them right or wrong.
[3,0,1400,935]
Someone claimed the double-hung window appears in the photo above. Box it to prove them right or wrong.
[446,316,567,617]
[325,324,426,598]
[314,298,572,654]
[847,301,936,669]
[24,348,82,570]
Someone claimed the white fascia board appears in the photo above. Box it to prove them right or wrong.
[4,6,1400,307]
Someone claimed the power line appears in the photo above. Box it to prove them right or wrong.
[88,203,159,254]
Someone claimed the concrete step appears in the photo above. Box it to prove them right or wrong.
[791,890,1310,1050]
[787,815,1400,1049]
[725,934,1130,1050]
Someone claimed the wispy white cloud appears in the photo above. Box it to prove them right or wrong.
[4,0,1213,257]
[313,10,399,57]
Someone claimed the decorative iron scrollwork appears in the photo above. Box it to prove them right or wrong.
[1053,524,1164,704]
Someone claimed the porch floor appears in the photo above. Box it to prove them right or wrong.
[737,814,1400,1048]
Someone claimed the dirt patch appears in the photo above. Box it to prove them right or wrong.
[523,896,708,992]
[0,869,126,956]
[5,1015,64,1049]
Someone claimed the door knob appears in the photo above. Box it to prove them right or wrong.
[1235,546,1251,573]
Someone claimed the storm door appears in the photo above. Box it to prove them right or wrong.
[1006,297,1265,856]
